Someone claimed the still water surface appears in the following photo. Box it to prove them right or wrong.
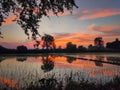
[0,53,120,88]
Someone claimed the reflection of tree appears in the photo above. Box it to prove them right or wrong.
[94,56,103,67]
[107,57,120,64]
[16,56,27,62]
[41,55,54,72]
[0,57,6,62]
[66,56,76,63]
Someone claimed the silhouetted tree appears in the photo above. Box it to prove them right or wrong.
[88,44,93,50]
[42,34,56,49]
[0,0,78,39]
[78,45,86,51]
[34,40,40,49]
[106,38,120,49]
[0,45,7,53]
[0,45,7,50]
[94,37,104,48]
[17,45,28,52]
[66,42,76,51]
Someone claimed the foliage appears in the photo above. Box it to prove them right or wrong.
[26,76,120,90]
[106,38,120,49]
[0,0,78,39]
[42,34,56,49]
[66,42,77,51]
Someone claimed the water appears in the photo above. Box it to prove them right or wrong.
[0,53,120,89]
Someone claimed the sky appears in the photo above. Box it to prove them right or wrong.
[0,0,120,49]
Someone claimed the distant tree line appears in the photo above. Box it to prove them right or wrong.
[0,37,120,54]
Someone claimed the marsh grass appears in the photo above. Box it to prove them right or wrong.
[0,72,119,90]
[25,75,120,90]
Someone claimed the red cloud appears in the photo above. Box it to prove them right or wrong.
[47,10,77,16]
[2,16,17,25]
[1,32,120,49]
[54,33,98,48]
[79,8,120,20]
[88,24,120,32]
[2,10,75,26]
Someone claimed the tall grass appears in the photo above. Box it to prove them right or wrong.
[0,72,119,90]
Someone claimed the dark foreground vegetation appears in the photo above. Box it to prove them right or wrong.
[26,78,119,90]
[0,76,120,90]
[26,76,120,90]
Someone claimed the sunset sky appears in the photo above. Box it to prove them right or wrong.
[0,0,120,49]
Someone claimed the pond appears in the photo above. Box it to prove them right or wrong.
[0,53,120,89]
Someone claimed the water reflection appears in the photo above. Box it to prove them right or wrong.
[41,55,54,72]
[66,56,76,63]
[107,57,120,64]
[16,56,27,62]
[0,77,17,89]
[94,56,103,67]
[0,57,6,62]
[0,53,120,90]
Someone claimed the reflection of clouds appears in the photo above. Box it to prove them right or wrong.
[0,77,17,89]
[26,55,120,69]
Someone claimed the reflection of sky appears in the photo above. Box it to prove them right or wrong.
[0,0,120,49]
[0,54,120,88]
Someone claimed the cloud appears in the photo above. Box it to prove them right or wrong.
[0,40,34,49]
[47,10,77,17]
[79,8,120,20]
[53,32,98,48]
[54,31,120,48]
[2,16,17,26]
[1,32,120,49]
[1,10,76,26]
[88,24,120,33]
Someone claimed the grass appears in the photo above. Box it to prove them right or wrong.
[1,75,119,90]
